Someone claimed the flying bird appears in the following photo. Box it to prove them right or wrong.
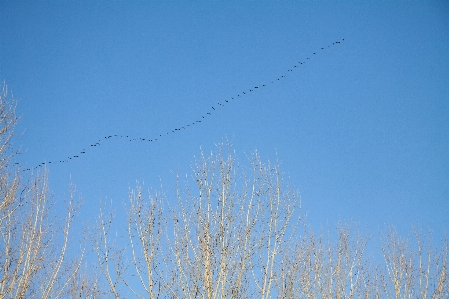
[19,38,345,171]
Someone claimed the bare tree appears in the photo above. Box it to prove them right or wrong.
[161,146,299,299]
[380,227,449,299]
[85,116,448,299]
[275,224,379,299]
[86,186,167,299]
[67,262,103,299]
[86,201,124,299]
[0,83,84,299]
[90,144,300,298]
[89,143,449,299]
[125,185,165,298]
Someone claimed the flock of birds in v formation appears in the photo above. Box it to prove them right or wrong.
[16,39,345,172]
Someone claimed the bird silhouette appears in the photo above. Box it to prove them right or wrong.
[16,38,345,171]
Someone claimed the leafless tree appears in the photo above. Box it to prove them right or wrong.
[84,108,448,299]
[0,83,84,298]
[90,144,300,298]
[86,200,124,299]
[91,141,449,299]
[275,224,380,299]
[166,146,300,299]
[66,262,103,299]
[380,227,448,299]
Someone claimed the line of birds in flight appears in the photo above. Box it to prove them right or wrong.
[16,39,345,172]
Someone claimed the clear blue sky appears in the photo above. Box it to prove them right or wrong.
[1,2,448,244]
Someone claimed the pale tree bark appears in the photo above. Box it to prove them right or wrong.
[92,144,300,298]
[125,185,165,298]
[89,140,449,299]
[275,224,378,299]
[86,202,123,299]
[167,145,300,299]
[67,262,103,299]
[0,83,84,298]
[381,227,449,299]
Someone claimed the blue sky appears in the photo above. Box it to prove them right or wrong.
[1,1,448,247]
